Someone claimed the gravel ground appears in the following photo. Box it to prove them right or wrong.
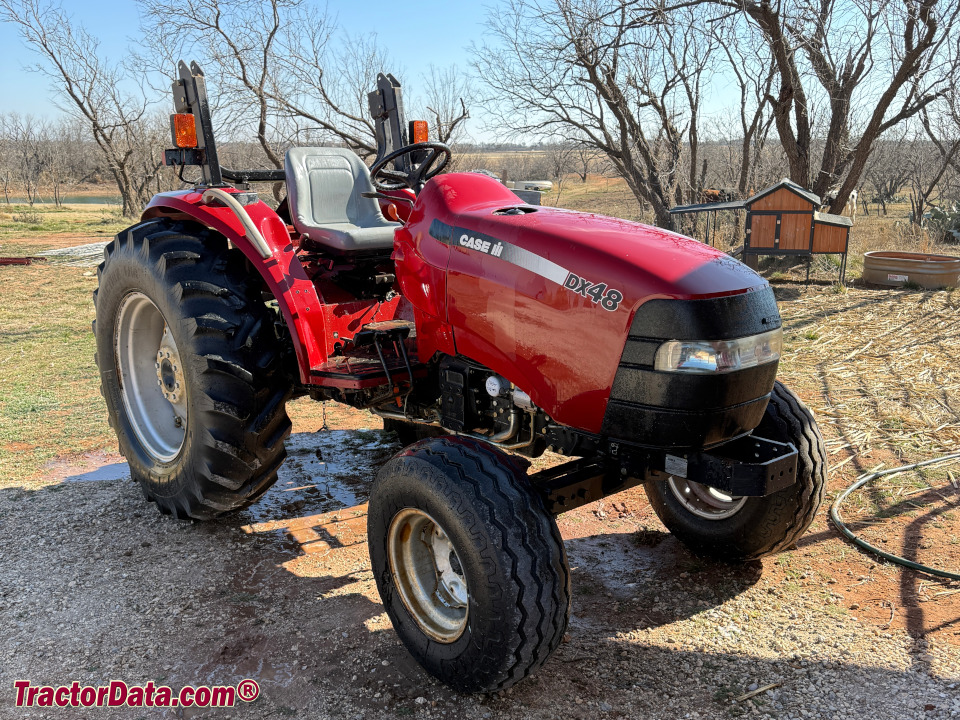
[37,242,110,267]
[1,429,958,719]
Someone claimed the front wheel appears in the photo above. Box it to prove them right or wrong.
[368,437,570,692]
[644,381,827,561]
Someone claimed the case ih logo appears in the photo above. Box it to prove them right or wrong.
[458,233,504,257]
[563,273,623,311]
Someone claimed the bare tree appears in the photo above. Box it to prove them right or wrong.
[139,0,315,169]
[713,19,776,197]
[903,132,941,225]
[921,65,960,180]
[273,29,389,156]
[141,0,466,163]
[544,142,577,201]
[642,0,960,214]
[862,131,913,215]
[42,118,86,207]
[1,113,46,205]
[0,167,11,205]
[415,64,471,145]
[574,146,595,182]
[909,91,960,224]
[476,0,720,229]
[1,0,164,216]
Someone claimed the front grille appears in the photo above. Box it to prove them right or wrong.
[601,287,781,450]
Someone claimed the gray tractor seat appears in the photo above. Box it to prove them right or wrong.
[284,147,399,253]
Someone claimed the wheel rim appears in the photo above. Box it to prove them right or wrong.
[387,508,468,643]
[115,292,186,462]
[667,476,748,520]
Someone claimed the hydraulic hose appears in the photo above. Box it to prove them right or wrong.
[201,188,272,259]
[829,452,960,581]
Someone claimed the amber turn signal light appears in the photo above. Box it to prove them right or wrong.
[171,113,198,148]
[410,120,428,144]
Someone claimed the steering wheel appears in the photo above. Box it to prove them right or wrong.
[370,141,452,192]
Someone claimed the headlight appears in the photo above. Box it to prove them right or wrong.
[654,328,782,374]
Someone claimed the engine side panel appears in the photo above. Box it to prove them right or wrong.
[392,198,457,360]
[444,224,630,433]
[414,173,770,435]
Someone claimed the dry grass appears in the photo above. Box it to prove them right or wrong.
[0,264,113,484]
[775,285,960,463]
[0,203,129,256]
[549,175,649,221]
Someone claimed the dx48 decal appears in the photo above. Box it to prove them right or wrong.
[563,272,623,311]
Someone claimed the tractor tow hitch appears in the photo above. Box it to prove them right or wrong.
[533,435,798,515]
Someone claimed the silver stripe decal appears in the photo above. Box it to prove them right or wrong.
[453,227,569,285]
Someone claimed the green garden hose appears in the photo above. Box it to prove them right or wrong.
[829,452,960,581]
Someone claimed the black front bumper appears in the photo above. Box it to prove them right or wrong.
[651,434,797,496]
[537,434,798,514]
[601,287,782,450]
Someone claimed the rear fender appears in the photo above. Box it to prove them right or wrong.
[143,190,325,383]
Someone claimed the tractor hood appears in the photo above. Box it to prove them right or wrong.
[395,172,778,439]
[418,172,764,300]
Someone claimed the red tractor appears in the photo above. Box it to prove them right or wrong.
[93,62,826,692]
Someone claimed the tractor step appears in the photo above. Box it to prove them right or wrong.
[309,354,425,389]
[340,320,418,396]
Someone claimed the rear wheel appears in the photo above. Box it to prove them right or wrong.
[644,381,826,561]
[93,219,292,519]
[368,437,569,692]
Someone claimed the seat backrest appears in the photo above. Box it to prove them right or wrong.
[284,147,390,233]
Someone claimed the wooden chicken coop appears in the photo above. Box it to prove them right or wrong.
[742,180,851,283]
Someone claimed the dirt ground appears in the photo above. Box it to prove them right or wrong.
[3,284,960,718]
[1,423,958,719]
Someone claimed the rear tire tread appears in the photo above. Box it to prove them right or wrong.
[94,219,292,520]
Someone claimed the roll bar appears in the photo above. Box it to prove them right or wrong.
[164,61,411,188]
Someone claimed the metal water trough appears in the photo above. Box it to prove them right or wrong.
[862,251,960,289]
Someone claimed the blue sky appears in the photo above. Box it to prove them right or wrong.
[0,0,751,145]
[0,0,485,118]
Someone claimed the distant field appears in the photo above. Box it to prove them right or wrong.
[0,203,129,256]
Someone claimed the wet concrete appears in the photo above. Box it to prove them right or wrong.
[239,429,397,526]
[53,428,398,518]
[64,462,131,483]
